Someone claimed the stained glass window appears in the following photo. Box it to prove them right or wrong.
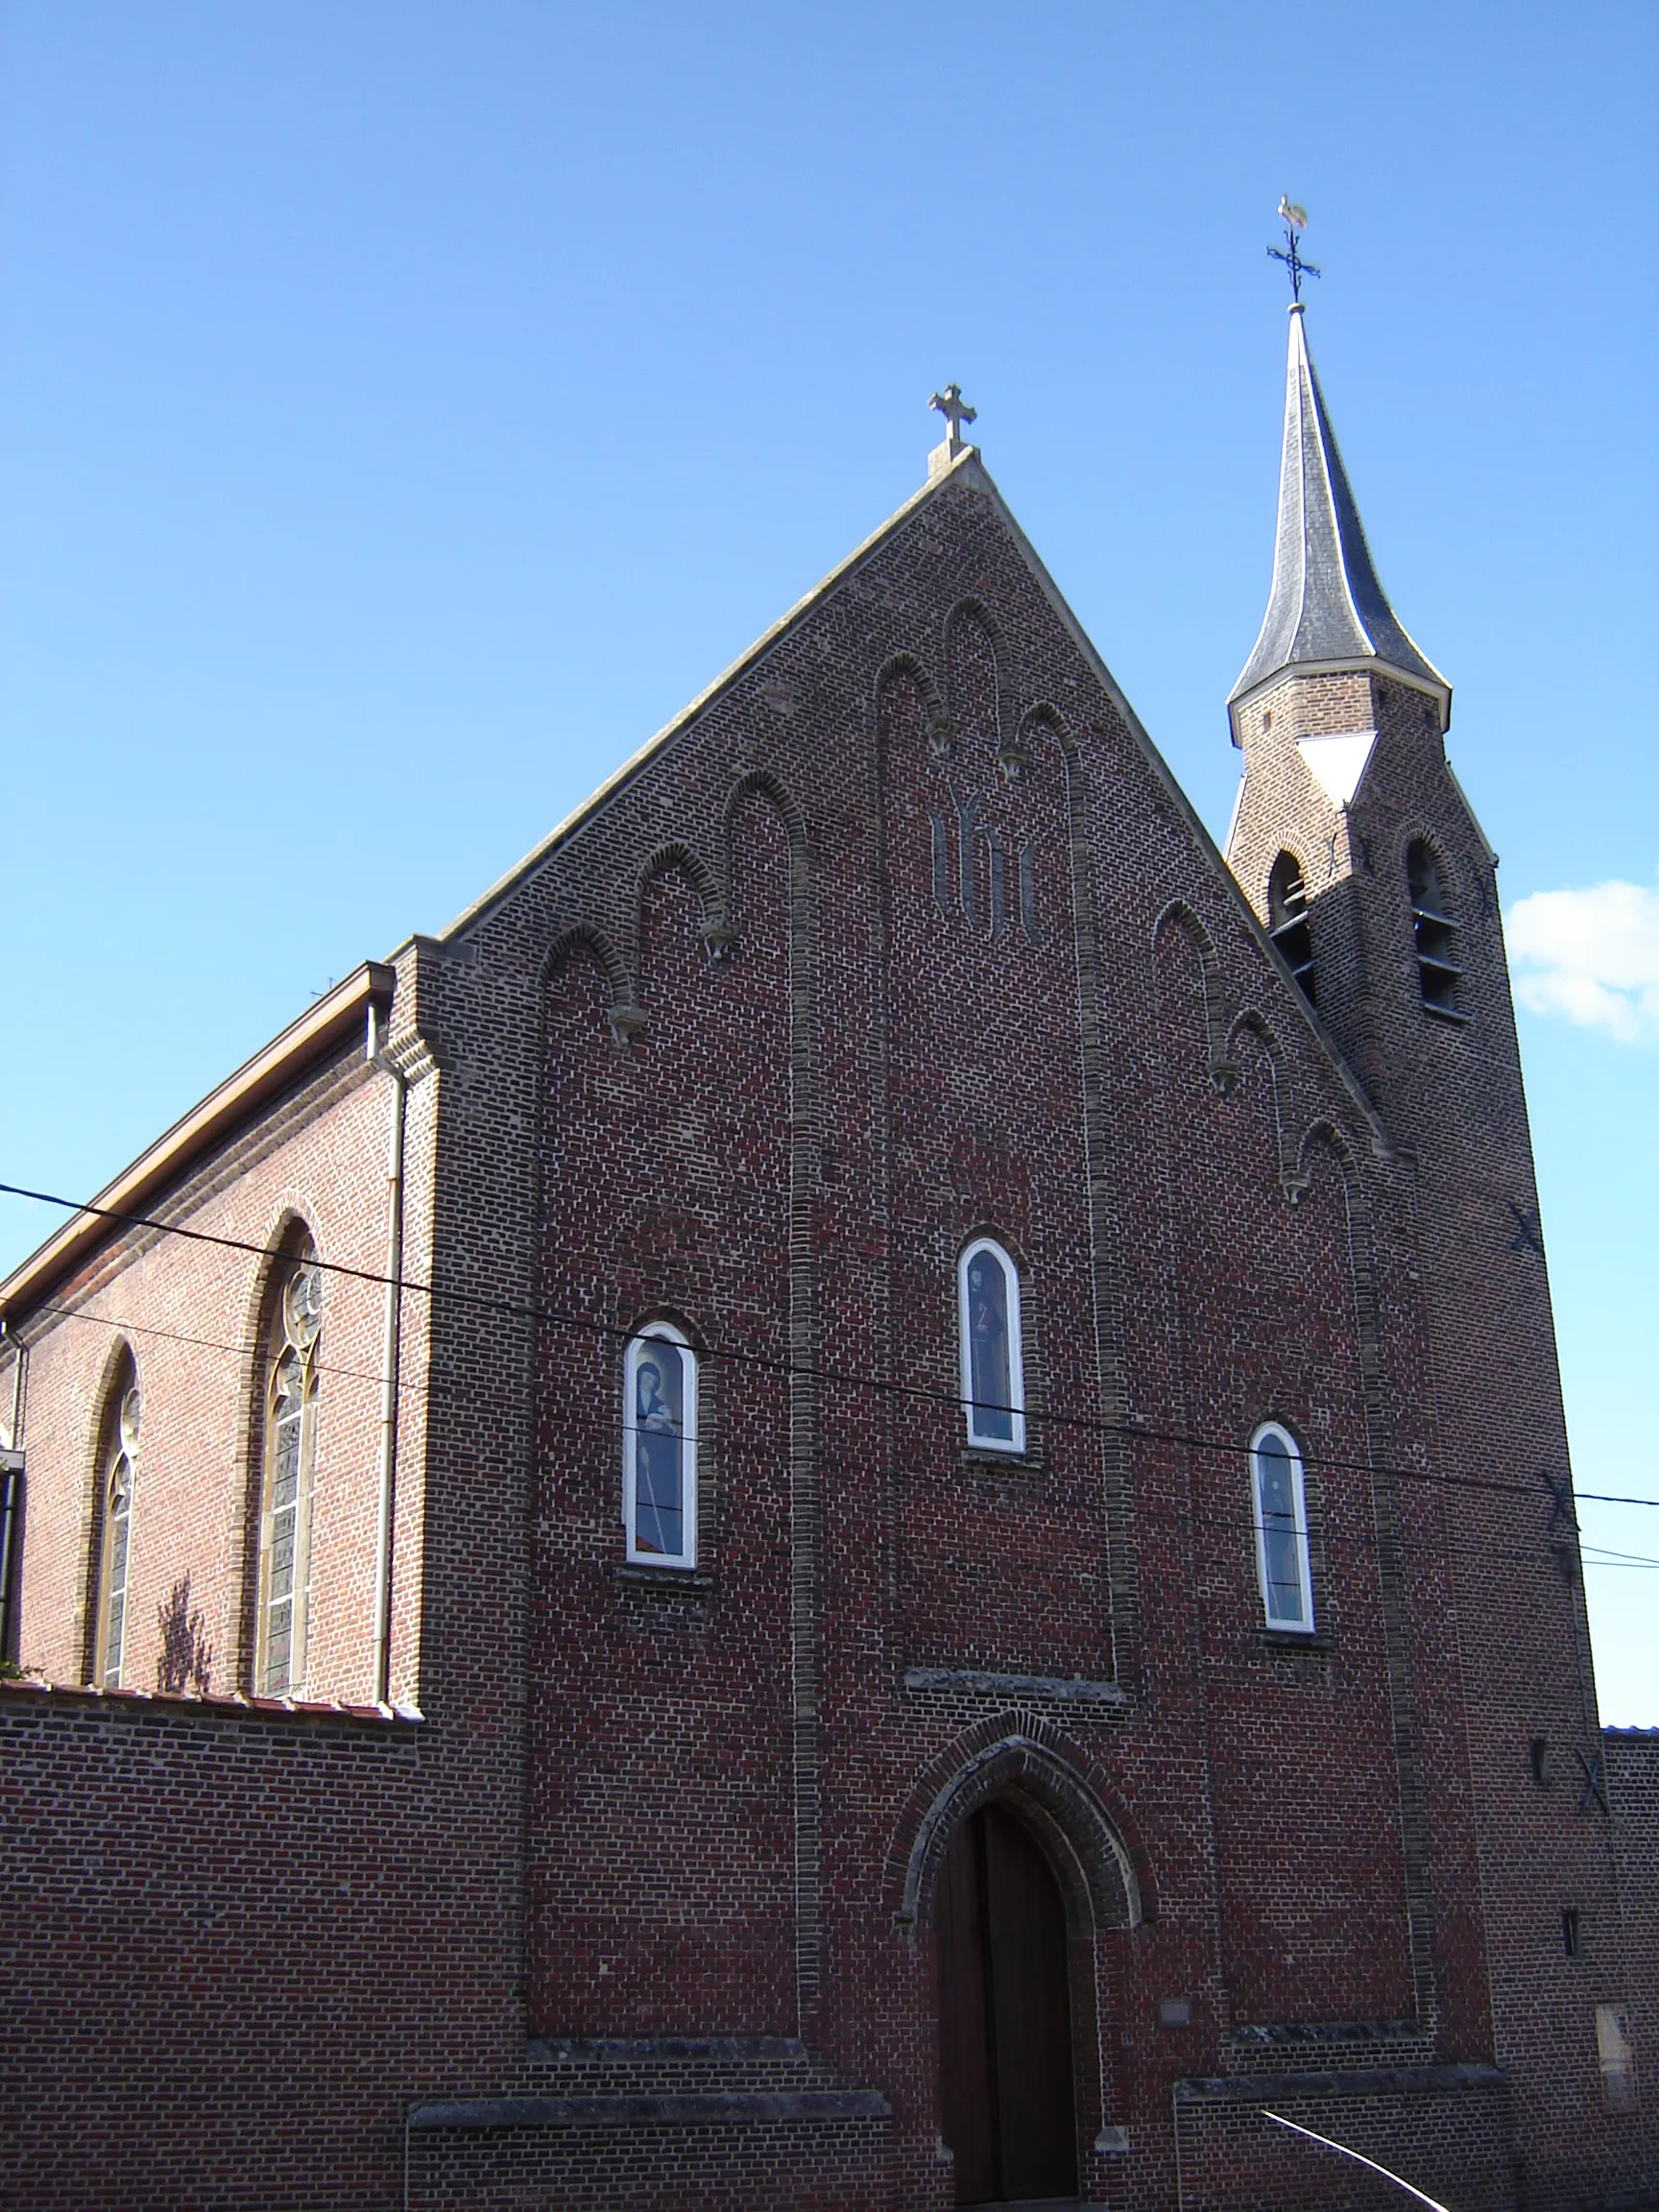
[1250,1423,1313,1631]
[259,1252,323,1694]
[624,1325,697,1568]
[97,1381,140,1687]
[958,1238,1026,1454]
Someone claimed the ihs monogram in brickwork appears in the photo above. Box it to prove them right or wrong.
[927,783,1040,945]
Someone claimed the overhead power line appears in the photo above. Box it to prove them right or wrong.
[3,1179,1654,1521]
[25,1296,1659,1575]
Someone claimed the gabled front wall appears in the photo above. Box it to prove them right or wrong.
[421,457,1511,2207]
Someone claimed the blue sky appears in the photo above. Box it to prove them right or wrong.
[2,1,1654,1718]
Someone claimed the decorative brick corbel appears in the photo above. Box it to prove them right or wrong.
[608,1004,649,1047]
[379,1029,442,1085]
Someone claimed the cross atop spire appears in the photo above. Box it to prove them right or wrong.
[1267,196,1321,302]
[928,383,977,476]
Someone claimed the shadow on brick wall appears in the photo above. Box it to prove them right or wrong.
[156,1575,212,1695]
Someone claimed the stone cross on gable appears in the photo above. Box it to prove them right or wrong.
[929,383,977,456]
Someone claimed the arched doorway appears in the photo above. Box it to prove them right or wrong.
[937,1801,1079,2205]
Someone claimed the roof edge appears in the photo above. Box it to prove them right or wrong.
[1228,653,1452,729]
[964,469,1399,1166]
[1445,757,1499,869]
[0,961,396,1323]
[441,445,981,943]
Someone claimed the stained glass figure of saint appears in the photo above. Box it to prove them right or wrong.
[626,1328,696,1565]
[1252,1426,1312,1629]
[958,1239,1025,1452]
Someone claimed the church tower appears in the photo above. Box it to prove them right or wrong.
[1226,294,1641,2201]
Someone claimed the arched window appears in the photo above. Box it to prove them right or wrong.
[1407,840,1462,1016]
[257,1247,325,1695]
[624,1323,698,1568]
[1267,851,1316,1004]
[958,1238,1026,1454]
[94,1366,141,1687]
[1250,1422,1313,1632]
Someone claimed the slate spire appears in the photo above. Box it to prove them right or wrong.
[1230,302,1448,719]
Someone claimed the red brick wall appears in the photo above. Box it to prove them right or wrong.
[3,457,1639,2208]
[1607,1728,1659,2188]
[529,810,799,2035]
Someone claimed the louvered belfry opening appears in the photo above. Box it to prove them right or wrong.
[1267,849,1317,1005]
[936,1802,1079,2206]
[1407,840,1462,1016]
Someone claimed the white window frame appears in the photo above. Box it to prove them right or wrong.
[1249,1421,1314,1632]
[957,1237,1026,1455]
[624,1323,699,1569]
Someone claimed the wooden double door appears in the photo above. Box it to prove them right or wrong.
[937,1803,1079,2206]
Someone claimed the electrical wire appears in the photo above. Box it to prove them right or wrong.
[20,1285,1659,1575]
[3,1179,1655,1526]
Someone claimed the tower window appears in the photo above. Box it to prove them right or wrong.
[1407,841,1463,1018]
[1249,1422,1314,1633]
[1267,852,1316,1005]
[1598,2006,1637,2111]
[624,1323,698,1568]
[1562,1909,1581,1960]
[958,1238,1026,1454]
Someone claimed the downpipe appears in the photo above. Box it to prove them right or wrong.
[367,1003,407,1708]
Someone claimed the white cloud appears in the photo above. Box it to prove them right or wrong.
[1507,880,1659,1045]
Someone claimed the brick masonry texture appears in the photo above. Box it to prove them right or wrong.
[2,453,1653,2210]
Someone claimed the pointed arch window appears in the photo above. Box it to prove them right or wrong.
[257,1251,324,1695]
[1267,851,1316,1004]
[1250,1422,1313,1633]
[1407,841,1462,1017]
[94,1371,141,1687]
[958,1238,1026,1454]
[624,1323,698,1569]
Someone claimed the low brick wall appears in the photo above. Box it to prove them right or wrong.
[1173,2067,1516,2211]
[408,2107,892,2212]
[2,1685,453,2211]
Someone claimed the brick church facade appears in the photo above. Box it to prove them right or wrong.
[3,307,1654,2211]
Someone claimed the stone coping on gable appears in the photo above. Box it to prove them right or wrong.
[408,2090,892,2132]
[528,2036,809,2065]
[902,1666,1128,1706]
[0,1673,422,1727]
[1174,2062,1507,2104]
[1227,2018,1424,2049]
